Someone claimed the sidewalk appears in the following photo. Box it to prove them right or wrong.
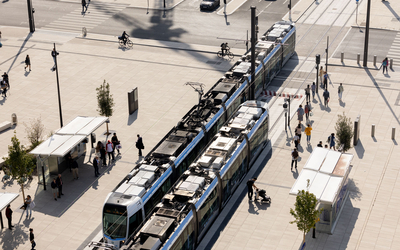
[0,26,242,250]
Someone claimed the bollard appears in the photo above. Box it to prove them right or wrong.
[371,124,375,137]
[373,55,377,67]
[357,53,360,64]
[392,127,395,140]
[341,52,344,63]
[390,58,393,70]
[354,115,361,146]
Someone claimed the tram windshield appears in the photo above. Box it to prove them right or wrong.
[103,204,127,239]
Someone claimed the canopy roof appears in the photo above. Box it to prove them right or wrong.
[0,192,19,212]
[30,116,108,157]
[290,148,353,204]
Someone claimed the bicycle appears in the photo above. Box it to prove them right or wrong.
[118,37,133,48]
[217,47,234,59]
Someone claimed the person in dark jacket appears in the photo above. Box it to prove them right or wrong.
[136,134,144,156]
[246,177,257,200]
[25,55,31,71]
[93,156,100,177]
[111,133,120,155]
[56,174,64,198]
[81,0,87,12]
[6,204,13,230]
[30,228,36,250]
[51,178,58,201]
[100,143,106,166]
[323,89,330,107]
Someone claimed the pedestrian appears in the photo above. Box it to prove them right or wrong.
[295,123,302,142]
[106,140,115,163]
[56,174,64,198]
[305,85,311,103]
[304,124,312,144]
[311,82,316,99]
[291,148,299,171]
[319,66,325,85]
[71,160,79,180]
[1,80,8,97]
[136,134,144,157]
[323,88,330,107]
[82,0,87,12]
[338,83,344,101]
[382,57,388,74]
[246,177,257,201]
[51,48,59,71]
[328,133,336,150]
[51,178,58,201]
[297,105,304,124]
[6,204,13,230]
[317,141,323,147]
[111,133,120,155]
[323,72,328,89]
[292,133,300,149]
[29,228,36,250]
[99,142,106,166]
[94,156,100,177]
[25,55,31,71]
[24,195,33,218]
[324,144,328,148]
[304,102,310,120]
[2,72,9,85]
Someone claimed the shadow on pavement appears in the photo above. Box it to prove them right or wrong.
[0,224,29,250]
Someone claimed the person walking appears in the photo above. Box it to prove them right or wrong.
[311,82,316,100]
[25,55,31,71]
[106,140,115,163]
[24,195,33,218]
[319,66,325,85]
[292,133,300,149]
[323,72,328,89]
[328,133,336,150]
[246,177,258,201]
[56,174,64,198]
[111,133,120,155]
[136,134,144,157]
[304,102,310,121]
[323,88,330,107]
[51,48,59,71]
[297,105,304,124]
[338,83,344,101]
[29,228,36,250]
[82,0,87,12]
[304,124,312,144]
[94,156,100,177]
[295,123,302,142]
[6,204,13,230]
[51,178,58,201]
[291,148,299,171]
[71,160,79,180]
[382,57,388,74]
[305,85,311,103]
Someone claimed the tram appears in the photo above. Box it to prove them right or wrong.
[101,20,296,250]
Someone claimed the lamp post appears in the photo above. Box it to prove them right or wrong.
[283,102,288,131]
[288,0,292,22]
[285,97,291,128]
[53,43,63,128]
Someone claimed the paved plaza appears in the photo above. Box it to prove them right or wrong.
[1,0,400,249]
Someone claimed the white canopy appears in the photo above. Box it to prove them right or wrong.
[29,116,108,157]
[0,192,19,211]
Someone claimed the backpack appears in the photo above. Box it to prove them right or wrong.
[292,150,298,159]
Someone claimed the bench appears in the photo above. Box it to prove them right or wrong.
[0,121,12,132]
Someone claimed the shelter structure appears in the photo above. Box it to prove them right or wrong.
[289,147,353,234]
[30,116,108,188]
[0,192,19,229]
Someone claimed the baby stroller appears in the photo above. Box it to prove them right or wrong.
[255,189,271,203]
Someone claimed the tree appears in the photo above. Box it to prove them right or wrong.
[24,116,45,151]
[335,112,353,152]
[96,80,114,135]
[290,189,323,244]
[2,132,36,203]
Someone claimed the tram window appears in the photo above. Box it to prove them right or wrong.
[128,210,143,237]
[198,190,219,233]
[144,177,172,216]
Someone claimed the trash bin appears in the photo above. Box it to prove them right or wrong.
[11,113,17,125]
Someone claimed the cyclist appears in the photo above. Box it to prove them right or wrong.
[221,42,228,57]
[120,31,129,45]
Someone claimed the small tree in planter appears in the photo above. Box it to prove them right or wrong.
[2,131,36,203]
[290,187,323,245]
[25,116,45,152]
[96,80,114,135]
[335,112,353,152]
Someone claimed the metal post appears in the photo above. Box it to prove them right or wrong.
[246,30,249,51]
[371,124,375,137]
[357,53,360,64]
[312,225,315,238]
[325,36,329,73]
[288,97,291,127]
[341,52,344,63]
[363,0,371,67]
[390,58,393,70]
[356,0,358,24]
[54,43,63,128]
[26,0,35,33]
[392,127,395,140]
[285,112,287,131]
[289,0,292,22]
[41,163,46,190]
[374,55,377,67]
[0,211,3,229]
[316,66,319,93]
[164,0,166,9]
[250,6,256,100]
